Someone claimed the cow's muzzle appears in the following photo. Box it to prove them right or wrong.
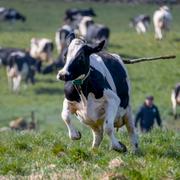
[56,69,71,81]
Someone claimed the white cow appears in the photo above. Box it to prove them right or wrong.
[153,6,172,40]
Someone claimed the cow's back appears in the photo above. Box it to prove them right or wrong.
[90,52,129,109]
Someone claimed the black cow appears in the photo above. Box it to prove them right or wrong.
[56,33,138,152]
[0,7,26,22]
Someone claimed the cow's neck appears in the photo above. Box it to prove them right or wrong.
[64,67,105,102]
[72,68,91,86]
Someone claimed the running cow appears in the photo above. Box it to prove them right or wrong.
[57,33,138,152]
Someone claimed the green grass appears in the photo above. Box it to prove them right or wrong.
[0,0,180,179]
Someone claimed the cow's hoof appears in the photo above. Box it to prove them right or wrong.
[112,141,127,153]
[70,130,81,140]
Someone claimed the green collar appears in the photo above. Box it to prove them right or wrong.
[72,69,90,86]
[72,79,83,86]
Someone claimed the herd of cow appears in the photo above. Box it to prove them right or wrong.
[0,5,179,152]
[0,6,174,92]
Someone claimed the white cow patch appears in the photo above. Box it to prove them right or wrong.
[65,89,126,127]
[90,54,117,93]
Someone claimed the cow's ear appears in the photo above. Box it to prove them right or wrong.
[66,33,75,46]
[91,40,105,53]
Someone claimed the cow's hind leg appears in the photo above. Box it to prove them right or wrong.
[104,90,127,152]
[124,106,139,152]
[61,99,81,140]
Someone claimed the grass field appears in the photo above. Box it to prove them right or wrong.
[0,0,180,179]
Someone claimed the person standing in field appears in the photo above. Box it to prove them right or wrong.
[135,96,162,132]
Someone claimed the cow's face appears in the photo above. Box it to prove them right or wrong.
[57,33,105,81]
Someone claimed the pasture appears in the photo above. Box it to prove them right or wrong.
[0,0,180,179]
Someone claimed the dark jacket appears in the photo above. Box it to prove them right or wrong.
[135,104,162,132]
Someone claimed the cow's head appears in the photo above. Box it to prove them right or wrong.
[57,33,105,81]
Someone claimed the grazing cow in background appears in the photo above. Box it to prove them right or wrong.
[55,24,73,54]
[64,8,97,34]
[171,83,180,119]
[42,25,72,74]
[64,8,96,22]
[153,6,172,40]
[0,47,24,66]
[6,51,39,92]
[0,7,26,22]
[0,47,42,72]
[30,38,54,63]
[78,16,110,47]
[130,15,150,34]
[57,33,138,152]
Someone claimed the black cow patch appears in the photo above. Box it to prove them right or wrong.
[98,52,129,108]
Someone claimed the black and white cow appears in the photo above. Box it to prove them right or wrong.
[6,51,40,92]
[130,15,150,34]
[64,8,96,22]
[55,24,73,54]
[0,47,24,66]
[0,47,42,72]
[57,33,138,152]
[78,16,110,47]
[171,83,180,119]
[0,7,26,22]
[30,38,54,63]
[42,27,72,74]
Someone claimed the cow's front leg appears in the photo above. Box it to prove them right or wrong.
[61,99,81,140]
[104,90,127,152]
[123,106,139,152]
[91,126,103,149]
[6,67,13,91]
[12,75,21,92]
